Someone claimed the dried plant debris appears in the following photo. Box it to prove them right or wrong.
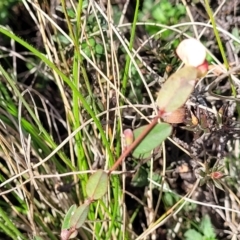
[187,101,240,158]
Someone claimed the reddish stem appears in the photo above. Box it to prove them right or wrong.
[109,112,161,174]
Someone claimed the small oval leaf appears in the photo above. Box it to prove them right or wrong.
[157,66,197,113]
[131,167,148,187]
[70,204,89,229]
[132,123,172,158]
[62,204,77,230]
[86,170,108,200]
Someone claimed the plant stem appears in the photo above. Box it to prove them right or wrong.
[109,112,160,174]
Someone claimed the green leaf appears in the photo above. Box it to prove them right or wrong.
[152,6,166,22]
[132,123,172,158]
[88,38,96,47]
[200,215,216,238]
[86,170,108,200]
[70,204,89,229]
[131,167,148,187]
[184,229,203,240]
[163,192,174,206]
[66,9,75,19]
[62,204,77,230]
[212,179,224,191]
[156,66,197,113]
[151,172,162,185]
[95,43,104,55]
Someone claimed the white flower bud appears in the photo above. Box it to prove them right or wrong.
[176,38,206,67]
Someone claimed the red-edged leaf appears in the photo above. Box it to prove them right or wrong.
[86,170,108,200]
[156,66,197,113]
[61,204,77,230]
[70,203,89,228]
